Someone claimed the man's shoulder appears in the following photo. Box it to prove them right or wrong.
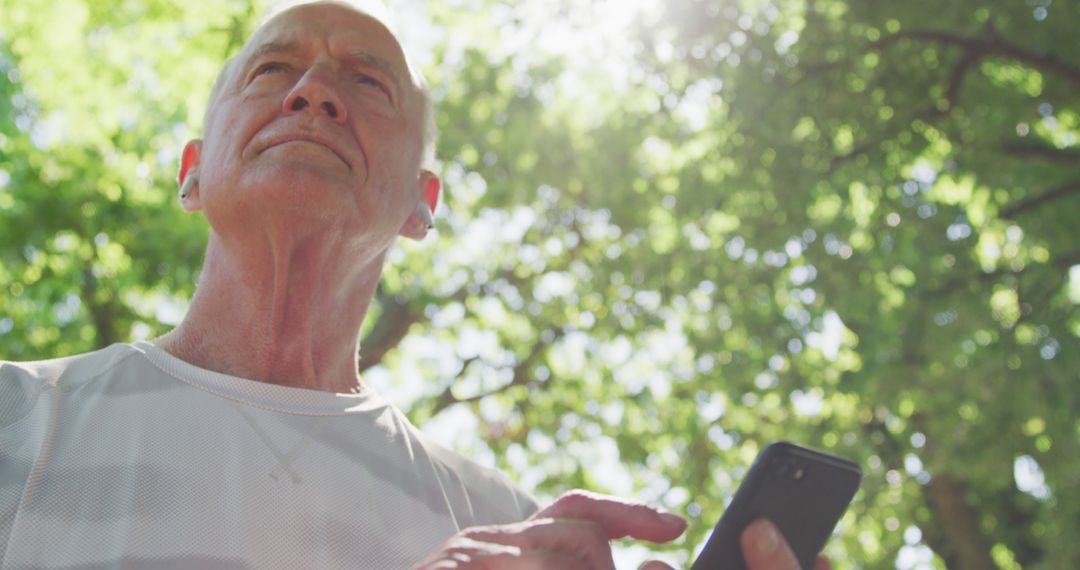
[1,343,142,391]
[410,425,540,522]
[421,437,503,484]
[0,345,131,429]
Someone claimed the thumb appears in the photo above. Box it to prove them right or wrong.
[741,518,801,570]
[638,561,674,570]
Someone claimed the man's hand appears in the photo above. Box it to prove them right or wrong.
[414,491,833,570]
[413,490,686,569]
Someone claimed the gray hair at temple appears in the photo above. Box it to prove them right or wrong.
[202,0,438,169]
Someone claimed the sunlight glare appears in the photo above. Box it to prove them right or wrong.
[483,0,668,91]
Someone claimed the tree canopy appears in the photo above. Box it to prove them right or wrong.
[2,0,1077,568]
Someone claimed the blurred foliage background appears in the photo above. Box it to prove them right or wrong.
[1,0,1078,568]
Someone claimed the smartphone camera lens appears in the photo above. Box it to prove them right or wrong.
[773,458,809,480]
[774,460,791,479]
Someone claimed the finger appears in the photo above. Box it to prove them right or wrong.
[637,560,675,570]
[514,550,589,570]
[416,537,587,570]
[464,518,615,570]
[812,555,832,570]
[479,549,587,570]
[532,490,687,543]
[740,518,801,570]
[412,537,518,565]
[413,537,521,569]
[426,551,586,570]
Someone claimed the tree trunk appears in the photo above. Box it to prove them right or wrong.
[926,474,999,570]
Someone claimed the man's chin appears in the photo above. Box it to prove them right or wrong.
[250,162,360,196]
[208,195,362,239]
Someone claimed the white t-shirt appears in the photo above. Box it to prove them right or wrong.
[0,342,538,568]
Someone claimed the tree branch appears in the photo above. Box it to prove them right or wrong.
[828,48,980,173]
[432,356,481,414]
[430,329,563,416]
[928,250,1080,298]
[1000,141,1080,165]
[1001,179,1080,219]
[357,287,421,374]
[876,29,1080,88]
[827,139,879,174]
[921,49,980,120]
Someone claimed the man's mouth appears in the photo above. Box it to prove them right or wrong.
[263,133,350,167]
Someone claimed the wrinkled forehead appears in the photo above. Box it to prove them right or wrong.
[243,1,412,79]
[203,0,425,130]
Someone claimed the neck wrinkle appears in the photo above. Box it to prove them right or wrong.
[158,228,386,394]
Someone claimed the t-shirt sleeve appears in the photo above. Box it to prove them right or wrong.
[494,468,541,521]
[0,361,49,432]
[418,436,541,525]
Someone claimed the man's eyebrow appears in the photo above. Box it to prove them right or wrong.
[243,40,298,69]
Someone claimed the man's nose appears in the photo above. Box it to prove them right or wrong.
[282,68,347,124]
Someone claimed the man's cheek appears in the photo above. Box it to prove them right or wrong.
[351,96,395,119]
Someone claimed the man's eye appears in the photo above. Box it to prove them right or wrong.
[256,63,287,76]
[354,74,384,91]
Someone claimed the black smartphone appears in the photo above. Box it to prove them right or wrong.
[690,441,862,570]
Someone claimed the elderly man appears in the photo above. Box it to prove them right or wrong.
[0,1,825,568]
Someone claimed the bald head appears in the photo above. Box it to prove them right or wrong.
[201,0,437,168]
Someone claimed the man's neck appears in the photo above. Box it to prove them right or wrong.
[156,231,385,394]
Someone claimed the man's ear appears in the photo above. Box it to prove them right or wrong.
[399,169,442,241]
[421,169,441,214]
[178,139,203,212]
